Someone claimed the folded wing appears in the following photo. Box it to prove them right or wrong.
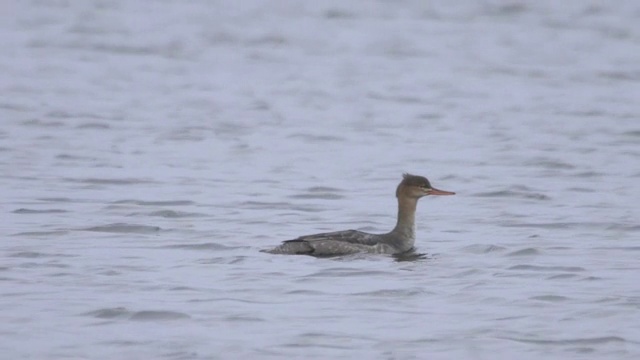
[263,230,382,256]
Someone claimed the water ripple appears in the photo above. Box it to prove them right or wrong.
[9,251,74,258]
[506,248,541,256]
[83,307,190,321]
[501,336,627,346]
[162,242,239,251]
[547,273,580,280]
[526,158,576,170]
[113,199,195,206]
[530,295,570,302]
[142,210,205,218]
[83,307,131,319]
[351,288,427,297]
[64,178,156,185]
[289,193,345,200]
[240,201,323,212]
[129,310,191,321]
[508,265,585,272]
[303,269,391,278]
[12,208,68,214]
[461,244,506,254]
[81,223,161,233]
[12,230,69,237]
[474,190,550,200]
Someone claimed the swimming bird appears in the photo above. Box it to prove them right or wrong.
[262,173,454,256]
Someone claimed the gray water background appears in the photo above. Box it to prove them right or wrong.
[1,1,639,359]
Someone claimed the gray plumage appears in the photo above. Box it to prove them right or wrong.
[263,230,398,256]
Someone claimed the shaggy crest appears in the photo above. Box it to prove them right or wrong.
[397,173,431,197]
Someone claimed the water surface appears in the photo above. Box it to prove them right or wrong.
[1,1,639,359]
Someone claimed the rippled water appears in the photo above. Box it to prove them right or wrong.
[2,1,639,359]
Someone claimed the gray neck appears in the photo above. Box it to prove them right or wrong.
[389,195,418,244]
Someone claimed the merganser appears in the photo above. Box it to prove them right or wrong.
[263,173,454,256]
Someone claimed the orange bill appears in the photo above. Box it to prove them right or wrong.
[429,187,456,196]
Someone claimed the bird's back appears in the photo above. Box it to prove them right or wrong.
[262,229,393,256]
